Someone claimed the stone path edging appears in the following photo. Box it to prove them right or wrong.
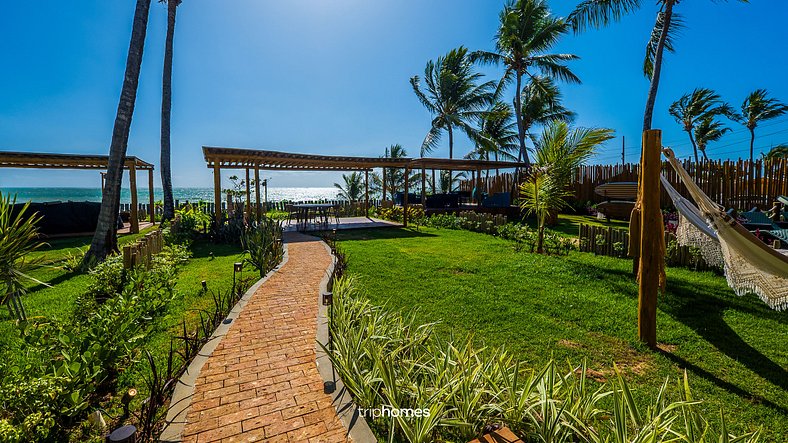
[160,247,291,442]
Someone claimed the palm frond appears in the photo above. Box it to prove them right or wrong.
[568,0,642,33]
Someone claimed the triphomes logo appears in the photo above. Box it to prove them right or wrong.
[358,406,431,419]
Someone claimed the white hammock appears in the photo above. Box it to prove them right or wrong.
[663,148,788,311]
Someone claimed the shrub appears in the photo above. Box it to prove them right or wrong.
[496,223,573,255]
[324,276,761,443]
[376,206,425,224]
[241,218,285,277]
[424,213,462,229]
[164,204,212,245]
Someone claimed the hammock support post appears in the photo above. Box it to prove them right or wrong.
[638,130,663,348]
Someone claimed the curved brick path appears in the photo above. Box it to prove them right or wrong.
[181,233,350,443]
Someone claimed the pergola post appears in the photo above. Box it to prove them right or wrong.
[364,170,369,217]
[129,163,139,234]
[638,130,663,349]
[421,167,426,206]
[432,169,436,193]
[471,170,476,204]
[213,163,222,225]
[148,169,155,225]
[382,167,387,202]
[403,167,410,227]
[245,168,251,222]
[255,166,261,221]
[477,166,483,204]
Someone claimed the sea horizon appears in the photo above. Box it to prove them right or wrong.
[0,186,341,204]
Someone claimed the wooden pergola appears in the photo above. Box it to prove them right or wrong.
[203,146,526,226]
[0,151,156,234]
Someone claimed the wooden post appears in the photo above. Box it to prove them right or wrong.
[245,168,251,222]
[638,130,663,349]
[213,163,222,225]
[148,169,155,225]
[382,167,387,203]
[364,169,369,217]
[129,163,139,234]
[477,167,483,204]
[403,167,410,227]
[421,167,426,206]
[471,170,476,204]
[255,166,261,221]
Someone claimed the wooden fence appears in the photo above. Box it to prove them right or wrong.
[459,157,788,211]
[577,223,711,270]
[122,230,164,269]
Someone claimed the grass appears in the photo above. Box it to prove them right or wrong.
[336,225,787,440]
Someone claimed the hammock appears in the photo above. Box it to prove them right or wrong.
[663,148,788,311]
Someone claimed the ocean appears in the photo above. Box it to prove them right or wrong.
[0,187,340,204]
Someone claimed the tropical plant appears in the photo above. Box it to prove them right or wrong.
[334,172,365,202]
[694,116,731,161]
[85,0,153,263]
[160,0,183,221]
[520,121,614,252]
[729,89,788,166]
[411,46,495,184]
[668,88,730,163]
[374,144,414,201]
[472,0,579,165]
[765,144,788,160]
[241,218,284,278]
[0,193,46,321]
[469,101,520,181]
[521,76,575,146]
[569,0,747,132]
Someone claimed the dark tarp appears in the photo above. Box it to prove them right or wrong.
[11,201,106,235]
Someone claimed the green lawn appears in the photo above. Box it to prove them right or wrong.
[337,226,787,440]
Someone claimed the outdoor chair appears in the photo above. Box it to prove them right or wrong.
[284,204,301,225]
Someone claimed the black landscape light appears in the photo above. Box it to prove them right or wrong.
[322,292,333,306]
[233,262,243,292]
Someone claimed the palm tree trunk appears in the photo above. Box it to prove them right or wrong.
[749,127,756,178]
[447,124,454,190]
[700,146,709,161]
[642,0,674,132]
[84,0,152,264]
[160,0,178,221]
[687,130,699,164]
[513,71,530,166]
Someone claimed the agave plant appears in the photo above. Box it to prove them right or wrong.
[0,192,46,321]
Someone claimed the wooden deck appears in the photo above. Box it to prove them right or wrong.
[283,216,401,232]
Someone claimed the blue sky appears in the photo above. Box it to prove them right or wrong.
[1,0,787,188]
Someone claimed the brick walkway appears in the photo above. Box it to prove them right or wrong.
[181,233,350,443]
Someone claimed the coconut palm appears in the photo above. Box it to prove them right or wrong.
[569,0,746,132]
[84,0,153,264]
[374,144,420,202]
[668,88,730,163]
[160,0,182,221]
[765,144,788,160]
[520,121,614,252]
[729,89,788,166]
[694,116,730,161]
[521,76,576,150]
[334,172,365,203]
[472,0,579,165]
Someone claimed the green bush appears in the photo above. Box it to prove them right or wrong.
[164,204,212,245]
[424,213,462,229]
[324,276,761,443]
[241,218,284,277]
[0,246,189,441]
[376,206,425,223]
[496,223,573,255]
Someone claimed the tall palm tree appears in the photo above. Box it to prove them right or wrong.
[160,0,182,221]
[520,121,614,252]
[334,172,364,203]
[84,0,153,264]
[694,116,730,161]
[411,47,494,186]
[765,144,788,160]
[668,88,730,163]
[569,0,747,132]
[469,102,518,181]
[730,89,788,166]
[521,76,576,151]
[472,0,579,165]
[376,144,415,202]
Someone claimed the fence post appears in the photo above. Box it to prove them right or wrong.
[638,130,663,349]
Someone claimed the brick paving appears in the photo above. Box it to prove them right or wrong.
[181,233,350,443]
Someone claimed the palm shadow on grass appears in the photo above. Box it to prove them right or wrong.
[335,227,438,242]
[660,276,788,394]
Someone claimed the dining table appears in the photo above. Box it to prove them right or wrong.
[292,203,336,229]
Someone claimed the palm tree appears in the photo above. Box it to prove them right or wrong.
[694,116,730,161]
[411,47,495,184]
[730,89,788,166]
[375,144,413,202]
[160,0,182,221]
[84,0,153,264]
[520,121,614,252]
[474,101,519,175]
[569,0,747,132]
[521,76,576,151]
[765,144,788,160]
[668,88,730,163]
[472,0,579,165]
[334,172,364,203]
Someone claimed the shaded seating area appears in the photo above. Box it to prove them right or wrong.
[0,151,156,234]
[594,181,637,221]
[202,146,526,227]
